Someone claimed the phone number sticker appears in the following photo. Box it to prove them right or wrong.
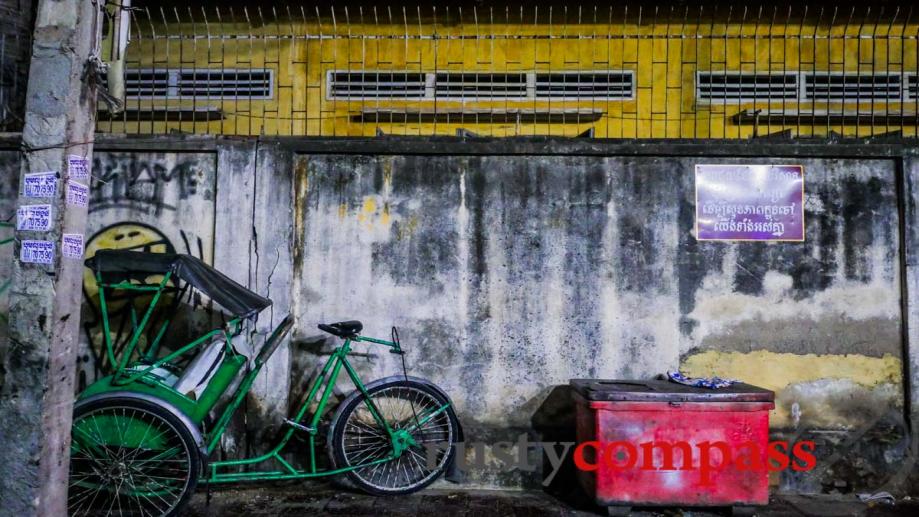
[23,171,58,198]
[62,233,84,259]
[21,240,55,265]
[66,181,89,207]
[16,204,52,231]
[67,155,90,181]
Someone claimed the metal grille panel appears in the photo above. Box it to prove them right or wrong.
[698,73,799,102]
[535,72,634,100]
[90,5,919,139]
[328,71,427,99]
[804,73,903,102]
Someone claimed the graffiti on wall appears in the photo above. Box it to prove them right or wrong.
[90,153,209,215]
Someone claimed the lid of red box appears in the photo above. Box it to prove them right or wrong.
[570,379,775,402]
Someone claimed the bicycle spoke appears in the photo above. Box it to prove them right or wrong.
[339,385,454,492]
[130,470,181,507]
[407,448,430,477]
[127,469,166,517]
[68,483,102,515]
[351,444,391,465]
[69,403,192,516]
[346,419,387,438]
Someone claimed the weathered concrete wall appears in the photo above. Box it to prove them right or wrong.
[297,153,906,490]
[0,150,17,347]
[1,138,914,493]
[0,150,15,215]
[213,140,294,458]
[676,159,904,493]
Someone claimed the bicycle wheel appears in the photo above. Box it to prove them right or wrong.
[329,379,459,495]
[68,397,200,516]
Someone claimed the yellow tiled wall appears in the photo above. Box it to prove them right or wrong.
[102,15,919,138]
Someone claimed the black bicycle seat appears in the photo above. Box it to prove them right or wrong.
[318,320,363,338]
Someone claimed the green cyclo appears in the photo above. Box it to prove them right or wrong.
[69,250,461,516]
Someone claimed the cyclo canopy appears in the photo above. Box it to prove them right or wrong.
[85,249,272,318]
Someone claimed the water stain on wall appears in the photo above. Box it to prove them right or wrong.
[0,146,908,491]
[682,350,901,428]
[297,153,905,491]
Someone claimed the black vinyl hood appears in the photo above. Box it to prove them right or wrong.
[86,250,271,318]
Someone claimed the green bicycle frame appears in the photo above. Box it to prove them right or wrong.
[204,333,451,483]
[93,270,243,385]
[86,269,452,484]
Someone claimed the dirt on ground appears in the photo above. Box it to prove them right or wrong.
[185,482,919,516]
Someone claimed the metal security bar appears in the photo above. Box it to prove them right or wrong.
[96,3,919,139]
[0,25,30,131]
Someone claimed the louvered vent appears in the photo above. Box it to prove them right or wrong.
[907,74,918,100]
[434,73,528,98]
[178,70,272,98]
[804,73,901,101]
[125,69,273,99]
[534,72,634,99]
[125,70,171,98]
[697,72,798,102]
[328,71,427,99]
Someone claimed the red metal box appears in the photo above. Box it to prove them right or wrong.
[571,379,775,510]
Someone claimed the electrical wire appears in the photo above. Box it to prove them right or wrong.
[20,140,96,153]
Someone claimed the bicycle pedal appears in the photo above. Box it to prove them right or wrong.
[284,419,316,433]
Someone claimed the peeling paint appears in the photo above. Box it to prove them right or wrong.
[0,144,902,491]
[298,155,904,442]
[688,274,897,341]
[681,350,902,428]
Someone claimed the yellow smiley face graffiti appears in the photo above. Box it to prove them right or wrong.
[82,222,177,370]
[82,222,176,302]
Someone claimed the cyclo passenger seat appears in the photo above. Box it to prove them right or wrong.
[318,320,363,338]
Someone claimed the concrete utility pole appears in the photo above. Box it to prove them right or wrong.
[0,0,100,514]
